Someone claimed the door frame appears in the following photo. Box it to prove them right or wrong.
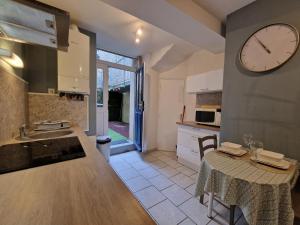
[96,63,109,136]
[96,60,137,143]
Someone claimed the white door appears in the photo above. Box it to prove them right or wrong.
[157,79,185,151]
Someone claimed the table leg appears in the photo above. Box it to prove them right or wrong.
[207,192,214,218]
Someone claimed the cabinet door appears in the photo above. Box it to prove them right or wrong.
[186,74,207,93]
[186,69,223,93]
[177,130,193,148]
[177,144,201,170]
[58,29,90,79]
[206,69,223,91]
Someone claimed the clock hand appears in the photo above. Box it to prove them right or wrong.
[254,36,271,54]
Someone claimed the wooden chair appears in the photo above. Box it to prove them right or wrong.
[198,135,236,225]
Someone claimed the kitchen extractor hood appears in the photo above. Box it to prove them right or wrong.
[0,0,70,51]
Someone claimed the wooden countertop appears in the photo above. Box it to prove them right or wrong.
[0,127,155,225]
[176,121,220,131]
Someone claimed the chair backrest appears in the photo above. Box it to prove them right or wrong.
[198,135,218,159]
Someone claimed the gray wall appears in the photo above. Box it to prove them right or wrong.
[221,0,300,160]
[24,45,57,92]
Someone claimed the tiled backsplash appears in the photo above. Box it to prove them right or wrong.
[0,68,28,144]
[196,92,222,107]
[28,93,88,130]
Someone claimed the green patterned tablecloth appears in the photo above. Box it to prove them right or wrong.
[195,151,299,225]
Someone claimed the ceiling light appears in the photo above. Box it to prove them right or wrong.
[135,38,140,44]
[0,48,24,68]
[136,28,143,36]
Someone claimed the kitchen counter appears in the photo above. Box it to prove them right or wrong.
[0,127,155,225]
[176,121,220,132]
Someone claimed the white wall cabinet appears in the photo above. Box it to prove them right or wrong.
[177,125,219,170]
[186,69,223,93]
[58,26,90,94]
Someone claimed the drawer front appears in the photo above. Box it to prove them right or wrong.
[177,144,200,167]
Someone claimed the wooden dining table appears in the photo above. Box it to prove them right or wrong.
[195,150,299,225]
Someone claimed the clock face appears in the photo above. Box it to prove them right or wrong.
[240,23,299,72]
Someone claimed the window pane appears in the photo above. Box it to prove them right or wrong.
[97,49,135,67]
[97,68,103,107]
[108,68,133,91]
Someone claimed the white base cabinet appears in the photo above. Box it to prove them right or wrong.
[177,125,219,171]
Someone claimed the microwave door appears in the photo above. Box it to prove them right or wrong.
[195,111,215,123]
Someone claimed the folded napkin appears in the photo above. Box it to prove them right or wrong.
[221,142,242,149]
[257,149,284,162]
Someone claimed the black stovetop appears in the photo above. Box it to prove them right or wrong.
[0,136,86,175]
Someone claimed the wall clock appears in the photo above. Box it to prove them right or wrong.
[240,23,299,73]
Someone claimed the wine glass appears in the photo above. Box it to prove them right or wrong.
[243,134,253,149]
[250,140,263,159]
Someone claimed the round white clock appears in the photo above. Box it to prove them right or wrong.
[240,23,299,72]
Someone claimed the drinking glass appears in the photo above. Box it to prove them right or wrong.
[250,140,263,159]
[243,134,253,149]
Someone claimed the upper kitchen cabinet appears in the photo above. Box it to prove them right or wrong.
[186,69,223,93]
[58,25,90,94]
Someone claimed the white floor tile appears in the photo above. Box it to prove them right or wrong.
[177,166,197,176]
[139,167,160,179]
[131,161,151,170]
[190,173,199,181]
[109,155,124,163]
[125,176,151,192]
[148,199,187,225]
[112,151,220,225]
[158,155,172,162]
[212,203,242,225]
[179,198,215,225]
[141,154,157,162]
[110,161,131,172]
[170,173,195,188]
[161,151,177,157]
[158,166,180,178]
[148,151,166,157]
[149,175,174,191]
[165,159,182,169]
[135,186,166,209]
[121,152,143,163]
[148,160,167,169]
[162,184,192,206]
[185,184,196,195]
[178,218,196,225]
[117,167,140,181]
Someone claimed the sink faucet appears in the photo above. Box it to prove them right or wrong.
[19,124,27,138]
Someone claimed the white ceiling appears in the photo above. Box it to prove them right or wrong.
[38,0,198,58]
[100,0,225,53]
[192,0,256,21]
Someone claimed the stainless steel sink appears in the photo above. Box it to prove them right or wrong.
[16,130,73,141]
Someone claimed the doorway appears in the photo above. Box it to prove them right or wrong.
[108,67,135,145]
[96,50,143,154]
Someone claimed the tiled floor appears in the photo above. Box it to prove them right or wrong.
[109,150,248,225]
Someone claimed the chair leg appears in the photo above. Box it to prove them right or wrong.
[207,192,214,218]
[199,195,204,204]
[229,205,236,225]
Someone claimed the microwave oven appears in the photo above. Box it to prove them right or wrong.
[195,107,221,126]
